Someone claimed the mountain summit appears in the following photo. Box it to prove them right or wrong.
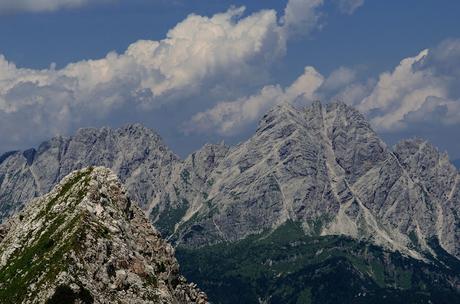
[0,124,179,221]
[0,167,207,304]
[152,101,459,260]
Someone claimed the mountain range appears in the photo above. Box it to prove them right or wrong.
[1,101,459,303]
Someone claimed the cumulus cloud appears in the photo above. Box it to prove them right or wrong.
[281,0,324,38]
[0,0,111,13]
[318,66,375,106]
[185,65,373,135]
[354,39,460,132]
[320,66,356,91]
[186,66,324,135]
[187,38,460,137]
[0,6,286,148]
[0,0,336,148]
[0,0,366,151]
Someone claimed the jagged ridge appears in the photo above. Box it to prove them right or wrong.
[0,124,179,221]
[0,167,207,304]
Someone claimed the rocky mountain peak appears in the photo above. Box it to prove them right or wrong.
[146,101,459,262]
[256,102,304,134]
[0,167,207,304]
[0,124,182,221]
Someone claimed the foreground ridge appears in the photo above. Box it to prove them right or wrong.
[0,167,207,304]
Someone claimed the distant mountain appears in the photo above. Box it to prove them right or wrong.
[0,124,180,221]
[0,167,207,304]
[157,102,460,261]
[1,102,459,302]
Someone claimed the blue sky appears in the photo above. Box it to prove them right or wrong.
[1,0,460,160]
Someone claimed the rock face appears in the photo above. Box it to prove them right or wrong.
[1,102,459,262]
[0,167,207,304]
[0,124,179,221]
[152,102,460,261]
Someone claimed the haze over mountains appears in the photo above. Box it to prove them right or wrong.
[0,101,459,302]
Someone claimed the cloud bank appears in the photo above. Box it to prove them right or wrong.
[0,0,331,150]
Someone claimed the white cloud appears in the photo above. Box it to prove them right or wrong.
[354,39,460,131]
[185,64,371,135]
[281,0,324,38]
[320,66,356,91]
[0,6,289,148]
[186,66,324,135]
[187,38,460,136]
[330,81,375,105]
[336,0,365,14]
[0,0,110,13]
[0,0,364,150]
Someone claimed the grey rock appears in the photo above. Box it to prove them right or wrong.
[152,102,460,261]
[0,167,208,303]
[0,124,179,220]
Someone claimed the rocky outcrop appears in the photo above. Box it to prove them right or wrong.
[0,167,207,304]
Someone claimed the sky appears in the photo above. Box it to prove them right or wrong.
[1,0,460,160]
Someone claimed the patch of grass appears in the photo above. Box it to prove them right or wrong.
[207,178,215,187]
[395,269,412,290]
[306,215,333,236]
[95,224,111,239]
[296,288,312,304]
[145,273,158,288]
[0,212,85,303]
[34,169,92,221]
